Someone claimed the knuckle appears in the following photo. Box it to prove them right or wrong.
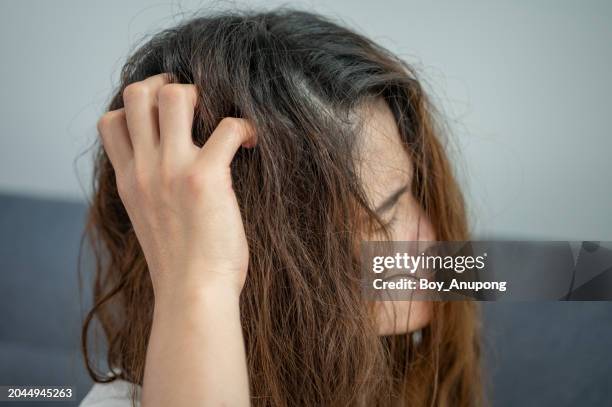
[96,115,111,136]
[184,169,211,195]
[122,82,149,103]
[159,164,178,189]
[158,83,190,105]
[96,110,122,136]
[218,117,244,135]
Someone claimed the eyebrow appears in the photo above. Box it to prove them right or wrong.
[375,185,409,214]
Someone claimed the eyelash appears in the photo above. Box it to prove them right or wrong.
[385,211,399,228]
[374,193,404,232]
[376,206,400,232]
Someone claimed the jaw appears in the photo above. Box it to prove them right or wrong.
[373,300,432,336]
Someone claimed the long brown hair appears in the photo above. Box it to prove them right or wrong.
[82,9,481,406]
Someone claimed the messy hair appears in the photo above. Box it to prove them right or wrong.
[82,9,481,406]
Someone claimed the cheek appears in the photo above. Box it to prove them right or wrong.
[374,196,435,336]
[391,197,436,242]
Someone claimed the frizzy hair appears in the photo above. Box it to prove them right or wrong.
[82,9,481,406]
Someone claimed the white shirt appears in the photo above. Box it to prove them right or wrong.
[80,380,141,407]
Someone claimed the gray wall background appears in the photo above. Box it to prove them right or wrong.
[1,0,611,239]
[0,2,611,405]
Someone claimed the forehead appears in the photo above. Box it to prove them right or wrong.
[357,98,413,201]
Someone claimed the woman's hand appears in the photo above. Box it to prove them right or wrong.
[97,73,255,298]
[97,73,254,406]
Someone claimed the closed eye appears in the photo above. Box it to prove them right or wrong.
[383,207,399,228]
[375,185,409,215]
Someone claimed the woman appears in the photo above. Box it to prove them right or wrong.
[81,9,481,407]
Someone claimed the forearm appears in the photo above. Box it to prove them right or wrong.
[141,283,250,406]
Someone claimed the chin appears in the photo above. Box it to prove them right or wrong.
[373,300,432,336]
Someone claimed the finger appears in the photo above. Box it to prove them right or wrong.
[158,83,199,162]
[122,73,171,155]
[197,118,257,169]
[97,109,132,170]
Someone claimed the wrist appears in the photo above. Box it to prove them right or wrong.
[152,273,242,316]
